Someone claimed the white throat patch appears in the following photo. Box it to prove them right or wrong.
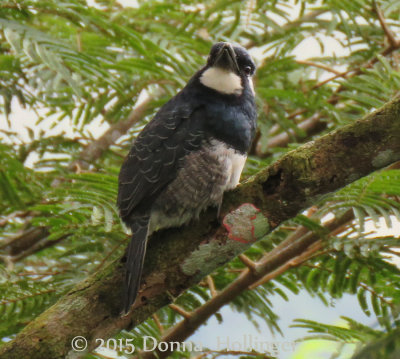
[200,67,243,95]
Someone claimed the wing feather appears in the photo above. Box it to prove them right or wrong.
[117,103,205,222]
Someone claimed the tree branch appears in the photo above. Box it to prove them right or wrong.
[295,60,342,75]
[1,98,400,359]
[373,0,399,48]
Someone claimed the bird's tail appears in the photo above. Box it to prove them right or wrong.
[123,216,149,314]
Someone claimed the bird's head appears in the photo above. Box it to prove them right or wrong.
[199,42,256,96]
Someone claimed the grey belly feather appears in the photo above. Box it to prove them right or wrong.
[149,139,246,233]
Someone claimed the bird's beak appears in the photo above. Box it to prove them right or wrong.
[213,43,240,74]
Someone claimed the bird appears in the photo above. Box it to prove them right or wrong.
[117,42,257,314]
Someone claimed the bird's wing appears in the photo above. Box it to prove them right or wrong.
[117,102,205,222]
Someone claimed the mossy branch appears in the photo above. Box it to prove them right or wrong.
[1,98,400,359]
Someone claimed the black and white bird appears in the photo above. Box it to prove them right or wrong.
[117,42,257,313]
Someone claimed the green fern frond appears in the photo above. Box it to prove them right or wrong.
[320,170,400,230]
[291,316,378,343]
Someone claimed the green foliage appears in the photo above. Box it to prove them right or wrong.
[0,266,66,338]
[1,0,400,358]
[291,317,400,358]
[0,143,44,212]
[321,170,400,231]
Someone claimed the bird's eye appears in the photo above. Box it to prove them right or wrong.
[243,66,252,76]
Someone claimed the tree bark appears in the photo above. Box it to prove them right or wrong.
[1,98,400,359]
